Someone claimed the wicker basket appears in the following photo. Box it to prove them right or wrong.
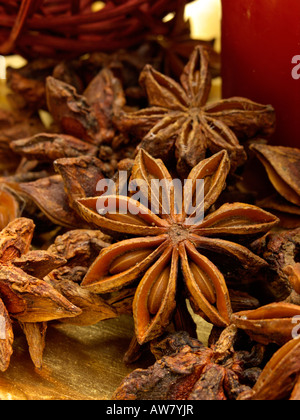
[0,0,194,59]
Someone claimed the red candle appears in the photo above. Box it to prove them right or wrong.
[221,0,300,148]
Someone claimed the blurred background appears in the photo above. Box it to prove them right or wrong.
[186,0,221,51]
[0,0,222,109]
[2,0,222,68]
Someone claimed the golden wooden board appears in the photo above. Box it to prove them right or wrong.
[0,316,145,400]
[0,315,212,400]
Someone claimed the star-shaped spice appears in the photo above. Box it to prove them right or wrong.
[76,149,278,345]
[117,46,276,176]
[0,218,81,371]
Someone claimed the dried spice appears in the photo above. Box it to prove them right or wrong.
[10,133,98,162]
[0,108,45,174]
[232,302,300,346]
[150,12,220,81]
[84,68,126,144]
[46,267,118,326]
[43,228,128,326]
[12,250,67,279]
[18,155,116,230]
[285,264,300,296]
[19,322,47,369]
[53,156,107,212]
[20,175,87,229]
[47,229,111,269]
[250,144,300,228]
[77,149,278,345]
[251,144,300,207]
[0,12,299,400]
[0,187,20,230]
[251,227,300,301]
[6,59,58,111]
[113,329,265,400]
[46,76,100,144]
[117,46,275,176]
[239,337,300,400]
[7,68,135,178]
[0,298,14,372]
[0,218,82,371]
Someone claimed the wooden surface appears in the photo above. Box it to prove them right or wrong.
[0,314,212,400]
[0,316,143,400]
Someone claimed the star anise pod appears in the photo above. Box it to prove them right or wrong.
[0,185,22,230]
[232,302,300,346]
[251,227,300,301]
[76,149,278,346]
[239,337,300,400]
[45,266,119,327]
[285,264,300,298]
[250,144,300,228]
[44,228,125,326]
[83,67,127,145]
[47,229,112,269]
[10,133,98,162]
[20,174,87,230]
[46,75,100,144]
[116,46,276,177]
[6,58,59,112]
[250,144,300,207]
[113,328,265,401]
[0,107,45,174]
[9,70,134,178]
[18,155,107,229]
[0,218,82,371]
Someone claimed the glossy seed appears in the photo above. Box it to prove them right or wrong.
[109,249,153,275]
[148,266,170,315]
[190,261,216,304]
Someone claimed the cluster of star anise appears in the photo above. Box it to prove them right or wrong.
[0,35,300,401]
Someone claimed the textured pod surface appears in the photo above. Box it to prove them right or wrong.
[251,144,300,207]
[232,302,300,345]
[245,338,300,400]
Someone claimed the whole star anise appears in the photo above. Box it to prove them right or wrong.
[76,149,278,345]
[117,46,276,176]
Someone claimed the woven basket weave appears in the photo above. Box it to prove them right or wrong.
[0,0,193,59]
